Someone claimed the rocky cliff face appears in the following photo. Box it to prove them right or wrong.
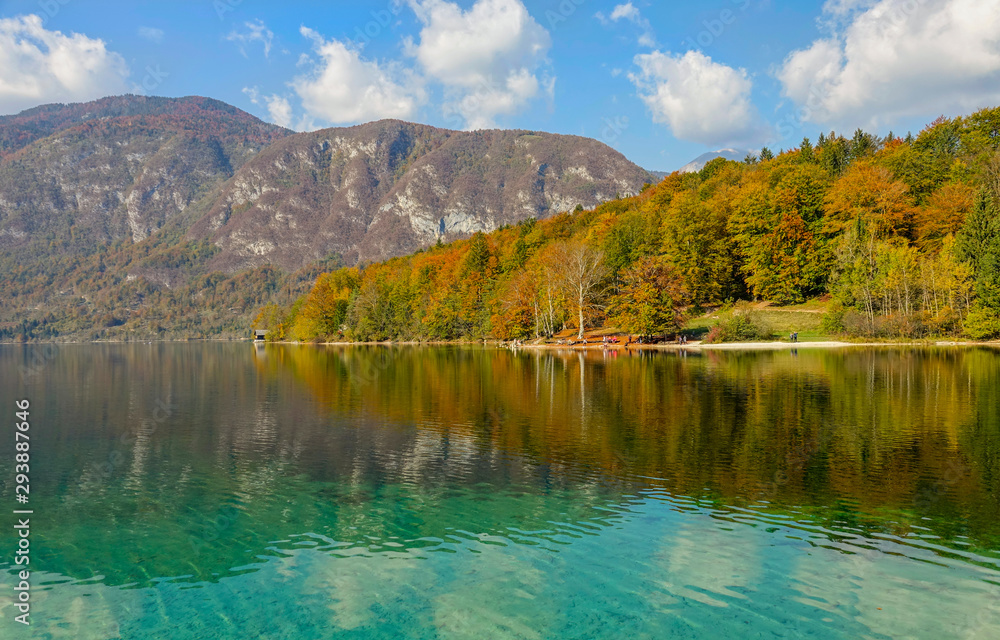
[1,98,651,272]
[190,120,653,269]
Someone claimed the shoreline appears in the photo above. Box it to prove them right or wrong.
[500,340,998,351]
[2,338,998,350]
[268,338,999,351]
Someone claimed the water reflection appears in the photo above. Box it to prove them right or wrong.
[0,344,999,638]
[261,345,1000,542]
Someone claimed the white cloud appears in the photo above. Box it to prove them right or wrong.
[255,1,552,130]
[0,15,129,115]
[264,95,293,129]
[292,27,423,125]
[778,0,1000,129]
[610,3,641,22]
[227,19,274,58]
[137,27,164,44]
[407,0,552,129]
[598,2,656,48]
[630,50,767,147]
[445,68,540,130]
[243,86,295,129]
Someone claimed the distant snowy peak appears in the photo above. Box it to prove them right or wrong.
[678,148,748,173]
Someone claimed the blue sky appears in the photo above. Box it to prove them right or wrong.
[1,0,999,170]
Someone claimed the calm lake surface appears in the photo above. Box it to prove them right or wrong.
[1,344,999,639]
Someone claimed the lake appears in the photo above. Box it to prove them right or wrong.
[1,344,999,638]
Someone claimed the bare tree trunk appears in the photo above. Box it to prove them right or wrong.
[533,298,540,339]
[546,283,556,337]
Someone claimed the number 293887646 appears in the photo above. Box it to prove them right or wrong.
[15,399,30,503]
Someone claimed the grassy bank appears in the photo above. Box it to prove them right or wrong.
[685,299,833,342]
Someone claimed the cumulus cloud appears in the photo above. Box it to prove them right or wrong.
[630,50,767,147]
[406,0,552,129]
[292,27,423,125]
[137,27,164,44]
[227,19,274,58]
[261,1,551,129]
[778,0,1000,129]
[0,14,129,114]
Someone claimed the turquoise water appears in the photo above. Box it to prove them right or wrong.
[1,344,999,638]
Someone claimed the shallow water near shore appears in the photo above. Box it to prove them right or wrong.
[1,344,999,638]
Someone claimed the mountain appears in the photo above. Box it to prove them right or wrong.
[0,94,289,160]
[191,120,654,270]
[0,95,290,251]
[677,148,748,173]
[0,95,654,340]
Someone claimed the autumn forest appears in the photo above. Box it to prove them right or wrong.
[259,107,1000,344]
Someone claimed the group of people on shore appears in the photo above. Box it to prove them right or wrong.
[504,333,698,349]
[503,330,801,349]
